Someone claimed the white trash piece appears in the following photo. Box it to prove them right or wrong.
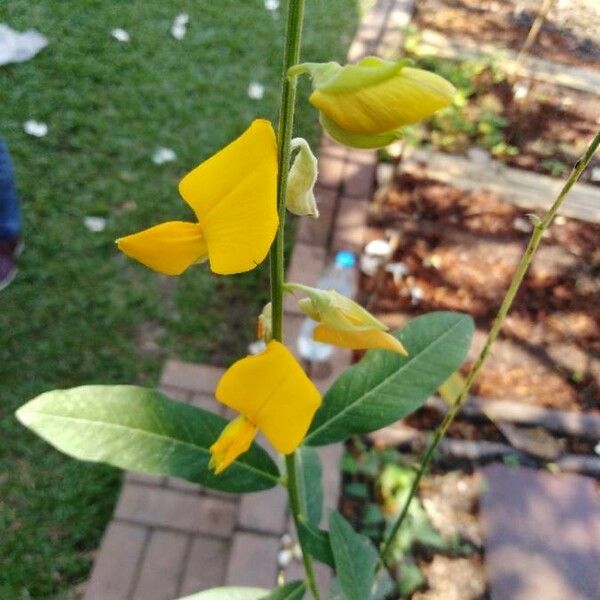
[111,28,130,43]
[265,0,280,10]
[152,147,177,165]
[0,24,47,66]
[247,81,265,100]
[170,13,189,40]
[84,216,107,233]
[23,120,48,137]
[360,238,392,276]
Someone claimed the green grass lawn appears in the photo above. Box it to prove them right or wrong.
[0,2,359,596]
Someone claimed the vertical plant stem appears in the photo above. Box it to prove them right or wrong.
[286,453,321,599]
[379,131,600,564]
[270,2,320,598]
[270,0,304,342]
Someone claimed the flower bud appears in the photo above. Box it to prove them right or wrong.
[286,283,408,355]
[257,302,273,342]
[286,138,319,218]
[292,57,456,149]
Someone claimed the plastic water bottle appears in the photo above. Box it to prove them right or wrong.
[296,250,357,362]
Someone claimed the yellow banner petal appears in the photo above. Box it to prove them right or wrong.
[215,341,321,454]
[313,324,408,355]
[178,119,278,275]
[311,66,455,135]
[116,221,207,276]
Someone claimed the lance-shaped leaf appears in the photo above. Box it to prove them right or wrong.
[296,446,323,527]
[178,587,269,600]
[306,312,474,446]
[261,581,306,600]
[328,511,378,600]
[16,385,280,493]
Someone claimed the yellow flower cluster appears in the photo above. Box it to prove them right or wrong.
[116,58,452,471]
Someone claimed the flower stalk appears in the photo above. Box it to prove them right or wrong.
[270,1,321,598]
[379,130,600,564]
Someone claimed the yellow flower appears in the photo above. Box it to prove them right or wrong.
[116,119,278,276]
[292,57,456,149]
[286,283,408,355]
[209,341,321,474]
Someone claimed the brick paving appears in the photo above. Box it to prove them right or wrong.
[481,465,600,600]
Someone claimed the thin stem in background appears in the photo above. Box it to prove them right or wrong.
[513,0,555,79]
[379,130,600,564]
[269,1,321,598]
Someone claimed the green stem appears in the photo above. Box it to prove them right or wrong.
[379,130,600,565]
[286,453,321,600]
[270,0,305,342]
[269,2,320,598]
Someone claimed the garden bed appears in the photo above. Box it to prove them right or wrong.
[339,162,600,597]
[364,168,600,412]
[396,56,600,183]
[394,0,600,183]
[413,0,600,71]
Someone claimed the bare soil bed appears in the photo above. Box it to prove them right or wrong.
[413,0,600,71]
[364,169,600,412]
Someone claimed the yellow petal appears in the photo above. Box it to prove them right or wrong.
[116,221,207,276]
[310,66,456,135]
[313,324,408,355]
[209,415,258,474]
[178,119,278,275]
[215,341,321,454]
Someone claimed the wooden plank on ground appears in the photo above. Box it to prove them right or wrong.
[402,148,600,223]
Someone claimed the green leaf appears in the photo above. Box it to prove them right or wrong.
[397,560,425,598]
[298,520,335,568]
[345,482,370,499]
[296,446,323,527]
[260,580,306,600]
[178,587,269,600]
[306,312,474,446]
[16,385,280,493]
[328,511,378,600]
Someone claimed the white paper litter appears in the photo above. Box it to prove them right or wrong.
[170,13,189,40]
[0,24,47,66]
[513,82,529,100]
[84,216,107,233]
[264,0,280,10]
[111,28,130,43]
[410,286,424,305]
[247,81,265,100]
[23,120,48,137]
[152,147,177,165]
[590,167,600,182]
